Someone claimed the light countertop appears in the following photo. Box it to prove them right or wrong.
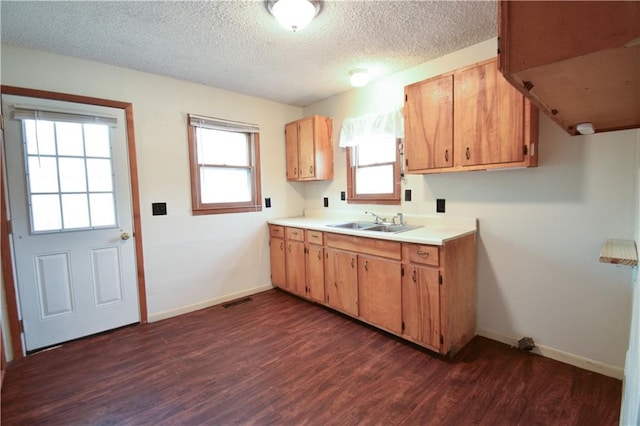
[267,209,477,246]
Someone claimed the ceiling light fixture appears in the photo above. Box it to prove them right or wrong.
[268,0,320,32]
[576,122,595,135]
[350,69,369,87]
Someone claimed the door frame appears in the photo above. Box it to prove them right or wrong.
[0,85,148,360]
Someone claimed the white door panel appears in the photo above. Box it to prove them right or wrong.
[2,94,140,351]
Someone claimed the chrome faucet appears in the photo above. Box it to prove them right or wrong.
[392,213,404,226]
[365,211,387,224]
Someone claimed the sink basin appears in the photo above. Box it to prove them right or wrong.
[327,221,377,230]
[327,221,422,234]
[365,224,423,233]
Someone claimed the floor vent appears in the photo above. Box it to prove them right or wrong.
[222,297,253,308]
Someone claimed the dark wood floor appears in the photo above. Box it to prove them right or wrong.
[2,289,622,425]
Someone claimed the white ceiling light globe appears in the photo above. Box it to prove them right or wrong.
[350,69,369,87]
[271,0,317,32]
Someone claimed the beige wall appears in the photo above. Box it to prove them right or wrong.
[303,38,638,372]
[1,44,304,325]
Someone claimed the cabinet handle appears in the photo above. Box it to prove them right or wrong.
[294,167,297,176]
[317,250,321,260]
[364,260,368,271]
[444,149,449,162]
[288,244,292,253]
[280,242,283,250]
[416,250,429,256]
[465,147,470,160]
[309,165,313,174]
[412,269,417,283]
[351,258,355,268]
[311,234,319,239]
[291,231,299,235]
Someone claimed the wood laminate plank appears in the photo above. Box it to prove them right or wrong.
[1,290,622,425]
[599,239,638,266]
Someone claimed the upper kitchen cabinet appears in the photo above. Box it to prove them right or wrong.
[498,1,640,136]
[285,115,333,181]
[404,58,538,174]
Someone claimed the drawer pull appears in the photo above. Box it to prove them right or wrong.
[311,234,319,238]
[417,250,429,256]
[291,231,299,235]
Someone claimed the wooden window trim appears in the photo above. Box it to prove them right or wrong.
[187,124,262,215]
[346,138,401,205]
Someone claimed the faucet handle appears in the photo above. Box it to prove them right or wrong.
[393,213,404,225]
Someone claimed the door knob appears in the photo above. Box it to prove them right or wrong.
[121,232,131,241]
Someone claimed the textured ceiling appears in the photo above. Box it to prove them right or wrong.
[0,0,497,107]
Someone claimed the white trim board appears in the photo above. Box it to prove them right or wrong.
[477,329,624,380]
[148,285,274,323]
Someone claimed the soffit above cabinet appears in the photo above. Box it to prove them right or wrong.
[498,1,640,136]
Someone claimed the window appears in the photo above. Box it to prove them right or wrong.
[340,110,403,205]
[347,135,401,204]
[187,114,262,215]
[13,109,118,233]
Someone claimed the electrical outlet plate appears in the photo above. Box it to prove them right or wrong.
[323,197,329,208]
[405,189,412,202]
[265,197,271,208]
[436,199,445,213]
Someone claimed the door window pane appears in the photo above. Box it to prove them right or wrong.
[61,194,90,228]
[56,122,84,156]
[31,194,62,232]
[86,159,113,192]
[84,124,111,158]
[25,120,56,155]
[89,193,116,227]
[58,158,87,192]
[28,157,59,193]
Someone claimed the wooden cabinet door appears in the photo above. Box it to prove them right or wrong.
[306,244,325,302]
[455,60,524,166]
[285,121,299,180]
[358,256,402,334]
[297,117,316,179]
[286,240,306,297]
[325,249,358,316]
[269,237,286,288]
[404,74,454,171]
[402,265,440,351]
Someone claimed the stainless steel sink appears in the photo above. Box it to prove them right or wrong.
[365,224,422,233]
[327,222,422,233]
[327,221,377,230]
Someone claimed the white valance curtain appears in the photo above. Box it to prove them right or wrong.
[338,109,403,148]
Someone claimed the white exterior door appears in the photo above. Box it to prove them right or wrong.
[2,95,140,352]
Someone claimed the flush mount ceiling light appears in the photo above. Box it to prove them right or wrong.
[350,69,369,87]
[268,0,320,32]
[576,122,596,135]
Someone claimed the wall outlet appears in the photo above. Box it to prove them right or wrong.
[436,199,446,213]
[340,191,346,201]
[152,202,167,216]
[323,197,329,208]
[265,197,271,208]
[405,189,412,202]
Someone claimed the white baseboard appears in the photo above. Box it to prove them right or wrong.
[148,284,274,323]
[477,328,624,380]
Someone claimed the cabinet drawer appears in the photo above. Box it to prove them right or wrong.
[306,230,323,245]
[285,227,305,242]
[403,244,439,266]
[269,225,284,239]
[326,233,401,260]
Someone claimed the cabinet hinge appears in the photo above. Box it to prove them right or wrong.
[401,321,405,332]
[523,145,528,156]
[19,319,24,333]
[401,266,404,277]
[405,159,409,167]
[405,94,408,102]
[440,334,444,345]
[0,114,4,131]
[438,274,443,285]
[497,37,500,55]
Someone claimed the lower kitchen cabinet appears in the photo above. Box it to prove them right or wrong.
[268,224,476,356]
[268,225,286,288]
[324,248,358,316]
[358,255,402,334]
[305,230,325,303]
[402,265,441,351]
